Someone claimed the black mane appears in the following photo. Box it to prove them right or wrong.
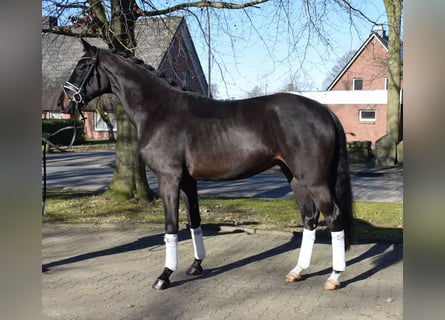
[108,48,186,90]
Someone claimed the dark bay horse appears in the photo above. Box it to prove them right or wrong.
[59,39,354,291]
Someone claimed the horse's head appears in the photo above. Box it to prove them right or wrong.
[58,39,110,114]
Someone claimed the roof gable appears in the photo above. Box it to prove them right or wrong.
[326,32,388,91]
[134,16,184,67]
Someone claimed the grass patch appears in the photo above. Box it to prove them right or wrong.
[43,189,402,242]
[43,189,163,224]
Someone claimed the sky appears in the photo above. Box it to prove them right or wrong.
[43,0,388,99]
[177,0,388,99]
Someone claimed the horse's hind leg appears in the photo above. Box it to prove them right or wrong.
[179,171,206,276]
[307,184,346,290]
[286,179,320,283]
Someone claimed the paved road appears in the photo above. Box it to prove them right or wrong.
[42,151,403,319]
[42,223,403,320]
[43,151,403,203]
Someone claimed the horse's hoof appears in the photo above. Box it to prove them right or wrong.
[186,259,203,276]
[285,272,301,282]
[323,279,340,290]
[152,278,170,290]
[186,264,203,276]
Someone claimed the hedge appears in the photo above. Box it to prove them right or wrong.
[42,119,84,146]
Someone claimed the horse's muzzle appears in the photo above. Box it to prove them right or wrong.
[57,91,76,114]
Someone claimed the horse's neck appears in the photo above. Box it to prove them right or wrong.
[101,52,178,124]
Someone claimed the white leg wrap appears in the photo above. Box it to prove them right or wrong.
[328,270,342,283]
[164,234,178,271]
[331,230,346,272]
[291,228,316,275]
[190,227,206,260]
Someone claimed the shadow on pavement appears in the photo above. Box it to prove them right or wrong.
[42,228,241,273]
[42,225,402,290]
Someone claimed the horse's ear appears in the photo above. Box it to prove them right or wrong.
[80,38,96,55]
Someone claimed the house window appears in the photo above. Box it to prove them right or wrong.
[353,78,363,90]
[359,110,376,122]
[94,112,117,131]
[49,112,64,119]
[182,71,190,91]
[384,77,388,89]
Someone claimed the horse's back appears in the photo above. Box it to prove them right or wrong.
[182,93,339,181]
[241,93,338,158]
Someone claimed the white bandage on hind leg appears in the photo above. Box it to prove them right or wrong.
[328,270,342,283]
[331,230,346,272]
[190,227,206,260]
[290,228,316,275]
[164,234,178,271]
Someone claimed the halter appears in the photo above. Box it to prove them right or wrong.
[62,49,100,119]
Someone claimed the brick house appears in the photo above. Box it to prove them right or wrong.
[296,25,401,149]
[42,16,208,140]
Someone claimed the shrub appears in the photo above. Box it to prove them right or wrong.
[42,119,84,146]
[347,141,375,164]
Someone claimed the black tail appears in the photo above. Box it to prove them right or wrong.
[331,112,355,250]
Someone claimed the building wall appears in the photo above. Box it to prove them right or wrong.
[328,104,387,148]
[295,90,387,148]
[83,113,114,140]
[331,36,388,91]
[324,34,389,148]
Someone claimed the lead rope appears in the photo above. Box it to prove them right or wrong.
[42,106,84,215]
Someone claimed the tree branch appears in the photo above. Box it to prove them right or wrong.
[45,27,101,38]
[138,0,269,17]
[53,1,89,10]
[335,0,378,25]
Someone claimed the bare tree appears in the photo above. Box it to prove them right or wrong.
[43,0,403,202]
[247,85,264,98]
[322,50,356,90]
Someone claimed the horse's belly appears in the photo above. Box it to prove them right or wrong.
[186,151,275,181]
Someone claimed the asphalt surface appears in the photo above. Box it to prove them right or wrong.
[42,151,403,202]
[42,151,403,319]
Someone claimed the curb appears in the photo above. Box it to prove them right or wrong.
[349,168,403,178]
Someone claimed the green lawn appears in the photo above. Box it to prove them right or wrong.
[43,189,402,242]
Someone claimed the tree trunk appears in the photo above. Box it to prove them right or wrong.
[378,0,403,165]
[88,0,156,202]
[103,101,156,202]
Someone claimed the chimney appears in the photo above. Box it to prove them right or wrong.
[42,16,58,31]
[372,24,386,39]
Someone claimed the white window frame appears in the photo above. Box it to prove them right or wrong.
[94,112,117,132]
[384,77,388,90]
[49,112,64,119]
[359,109,376,122]
[352,78,363,90]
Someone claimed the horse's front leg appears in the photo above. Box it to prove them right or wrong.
[180,172,206,276]
[152,173,181,290]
